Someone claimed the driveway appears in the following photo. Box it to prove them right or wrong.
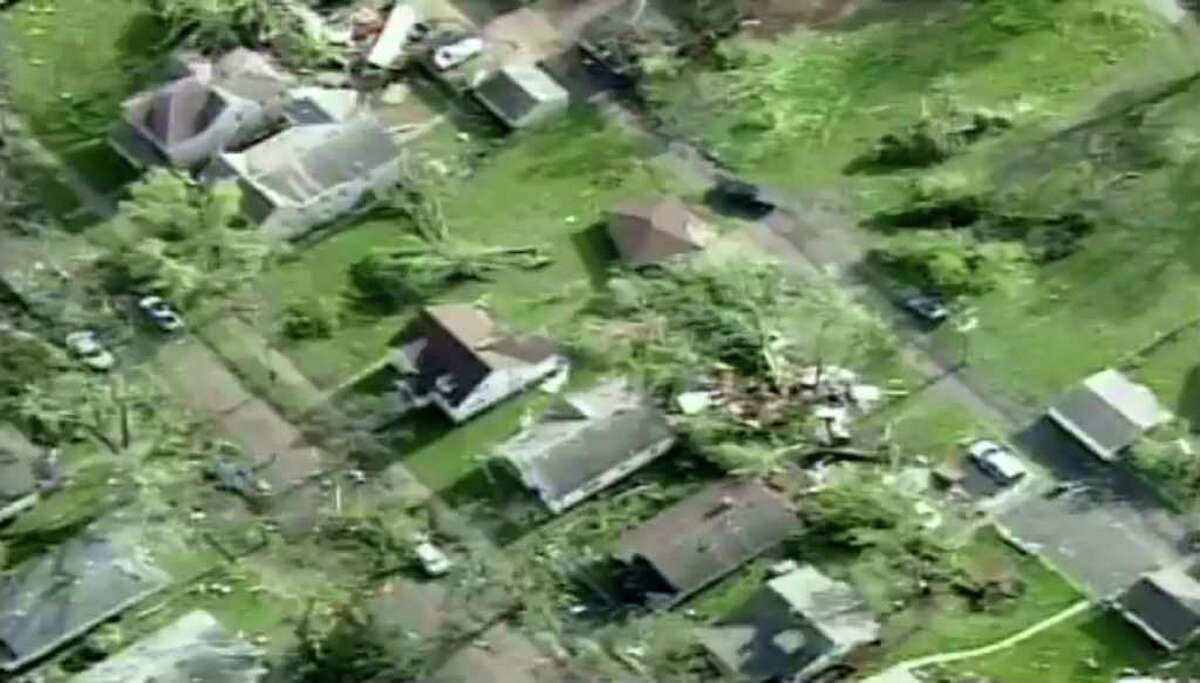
[998,418,1191,597]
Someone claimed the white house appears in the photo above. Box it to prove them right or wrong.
[498,378,675,513]
[391,303,565,423]
[208,117,403,240]
[110,49,291,170]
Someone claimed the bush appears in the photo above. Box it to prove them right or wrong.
[871,231,1030,297]
[280,298,339,341]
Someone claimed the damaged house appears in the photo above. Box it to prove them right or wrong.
[392,304,565,424]
[498,378,675,514]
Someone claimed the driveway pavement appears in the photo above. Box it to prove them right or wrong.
[998,418,1191,597]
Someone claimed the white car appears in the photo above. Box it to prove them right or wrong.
[65,330,115,371]
[431,36,483,71]
[413,538,453,577]
[137,296,184,332]
[968,439,1028,486]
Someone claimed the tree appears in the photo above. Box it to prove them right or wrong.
[280,297,339,340]
[292,601,429,683]
[872,230,1030,297]
[154,0,271,50]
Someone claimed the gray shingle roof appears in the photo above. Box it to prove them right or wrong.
[699,565,877,682]
[69,610,265,683]
[615,480,796,605]
[232,120,401,207]
[0,424,37,504]
[1118,564,1200,651]
[500,379,675,513]
[0,533,170,672]
[473,65,568,128]
[1049,369,1168,459]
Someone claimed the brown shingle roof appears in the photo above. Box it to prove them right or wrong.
[615,479,796,605]
[406,304,560,407]
[607,196,707,267]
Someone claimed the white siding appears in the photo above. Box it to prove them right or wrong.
[441,356,564,423]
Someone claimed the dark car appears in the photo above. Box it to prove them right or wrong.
[899,293,950,324]
[712,176,777,214]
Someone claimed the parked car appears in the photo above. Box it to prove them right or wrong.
[65,330,115,371]
[712,175,777,215]
[430,35,483,71]
[413,535,452,577]
[968,439,1028,485]
[137,295,185,332]
[898,292,950,325]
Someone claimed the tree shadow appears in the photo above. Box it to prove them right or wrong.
[569,222,618,290]
[1177,364,1200,432]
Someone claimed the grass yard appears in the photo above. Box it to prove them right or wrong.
[879,529,1084,665]
[860,388,1000,462]
[269,113,675,389]
[1,0,167,193]
[652,0,1166,189]
[1127,324,1200,428]
[940,607,1157,682]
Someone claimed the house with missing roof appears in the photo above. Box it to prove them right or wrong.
[0,424,39,524]
[0,533,169,673]
[206,117,403,240]
[607,196,712,267]
[698,565,879,683]
[473,64,569,129]
[615,479,796,608]
[391,304,565,424]
[1115,563,1200,652]
[498,378,675,514]
[69,610,265,683]
[110,49,291,169]
[1047,368,1169,461]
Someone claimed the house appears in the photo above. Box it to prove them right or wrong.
[607,196,711,267]
[208,118,403,240]
[498,378,675,514]
[699,565,879,683]
[110,49,291,169]
[1115,563,1200,651]
[614,479,796,608]
[473,64,569,129]
[69,610,266,683]
[0,532,169,672]
[0,424,39,523]
[391,303,565,424]
[1047,368,1169,461]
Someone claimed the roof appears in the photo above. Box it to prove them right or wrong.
[699,565,878,682]
[211,48,290,103]
[224,119,401,208]
[399,304,561,407]
[499,378,675,513]
[1049,369,1169,459]
[0,533,170,672]
[608,196,708,266]
[0,424,37,504]
[473,65,568,128]
[1118,564,1200,651]
[615,480,796,604]
[69,610,265,683]
[133,77,228,147]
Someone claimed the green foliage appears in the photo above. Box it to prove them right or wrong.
[1129,437,1200,508]
[293,602,426,682]
[856,110,1013,172]
[154,0,271,49]
[0,329,66,403]
[91,171,268,304]
[872,230,1030,297]
[280,298,339,341]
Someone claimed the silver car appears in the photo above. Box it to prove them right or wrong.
[968,439,1028,485]
[65,330,115,371]
[137,296,185,332]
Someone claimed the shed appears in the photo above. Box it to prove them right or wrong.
[607,196,710,267]
[473,64,569,129]
[1116,563,1200,651]
[1048,369,1169,461]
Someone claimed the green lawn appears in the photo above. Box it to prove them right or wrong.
[1,0,166,192]
[269,113,674,389]
[881,530,1084,665]
[860,389,1000,462]
[653,0,1166,188]
[941,608,1158,682]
